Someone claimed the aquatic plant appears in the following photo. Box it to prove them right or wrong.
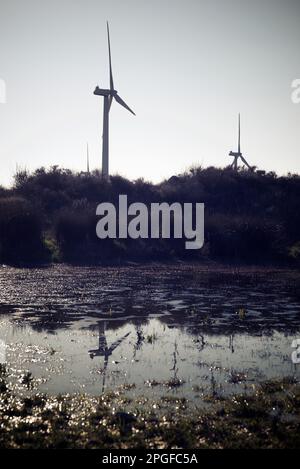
[236,308,247,320]
[0,378,7,393]
[21,372,33,388]
[0,364,6,376]
[146,333,158,344]
[0,377,299,448]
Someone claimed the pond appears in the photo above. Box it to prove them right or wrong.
[0,264,300,409]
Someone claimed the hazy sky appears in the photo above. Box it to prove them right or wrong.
[0,0,299,186]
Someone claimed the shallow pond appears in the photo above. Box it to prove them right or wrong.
[0,264,300,407]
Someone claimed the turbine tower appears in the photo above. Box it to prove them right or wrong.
[229,114,253,171]
[94,22,135,179]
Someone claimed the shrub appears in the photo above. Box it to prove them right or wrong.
[0,197,49,264]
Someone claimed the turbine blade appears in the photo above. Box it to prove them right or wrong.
[107,22,114,91]
[114,94,136,115]
[240,155,252,170]
[238,113,241,153]
[108,95,113,111]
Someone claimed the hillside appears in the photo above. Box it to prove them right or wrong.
[0,166,300,265]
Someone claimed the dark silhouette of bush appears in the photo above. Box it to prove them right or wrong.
[206,214,280,262]
[0,165,297,265]
[0,197,50,264]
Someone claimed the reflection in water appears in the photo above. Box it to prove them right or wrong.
[0,265,299,404]
[132,325,145,360]
[170,341,179,382]
[88,321,130,392]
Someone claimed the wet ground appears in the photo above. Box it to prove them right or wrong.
[0,264,300,409]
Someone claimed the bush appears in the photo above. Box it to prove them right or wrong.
[0,165,298,265]
[0,197,49,264]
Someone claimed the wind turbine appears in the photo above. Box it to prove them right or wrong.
[94,22,135,179]
[229,114,253,171]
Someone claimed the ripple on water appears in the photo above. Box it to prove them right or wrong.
[0,265,300,405]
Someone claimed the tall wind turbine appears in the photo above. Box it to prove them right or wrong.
[229,114,253,171]
[94,22,135,179]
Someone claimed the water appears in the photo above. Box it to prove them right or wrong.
[0,264,300,406]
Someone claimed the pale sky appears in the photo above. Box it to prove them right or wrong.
[0,0,299,186]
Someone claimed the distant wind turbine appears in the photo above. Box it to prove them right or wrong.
[94,22,135,179]
[229,114,253,171]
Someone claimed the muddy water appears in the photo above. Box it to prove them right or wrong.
[0,264,300,405]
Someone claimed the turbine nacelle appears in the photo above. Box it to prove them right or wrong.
[94,86,114,97]
[94,87,120,97]
[94,86,135,115]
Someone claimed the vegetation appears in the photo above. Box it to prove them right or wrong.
[0,375,299,448]
[0,165,300,265]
